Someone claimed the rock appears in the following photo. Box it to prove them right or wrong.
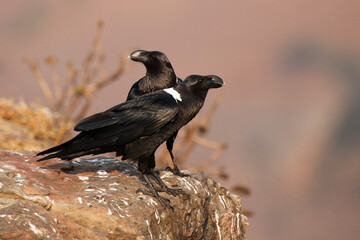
[0,150,248,239]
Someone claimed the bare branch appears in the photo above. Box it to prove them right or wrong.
[25,58,54,106]
[45,56,62,108]
[26,21,132,121]
[74,89,93,122]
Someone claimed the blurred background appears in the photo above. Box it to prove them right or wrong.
[1,1,359,239]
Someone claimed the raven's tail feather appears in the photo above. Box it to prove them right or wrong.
[36,134,81,157]
[36,152,65,162]
[36,149,96,162]
[36,143,119,162]
[36,134,92,162]
[36,131,121,162]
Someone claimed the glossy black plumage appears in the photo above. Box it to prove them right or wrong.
[127,50,179,101]
[126,50,183,175]
[36,75,223,207]
[37,92,178,161]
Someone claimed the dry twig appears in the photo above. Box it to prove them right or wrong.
[25,20,134,122]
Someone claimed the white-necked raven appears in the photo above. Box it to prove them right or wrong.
[127,50,184,176]
[127,50,180,101]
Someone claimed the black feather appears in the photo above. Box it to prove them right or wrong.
[127,50,186,173]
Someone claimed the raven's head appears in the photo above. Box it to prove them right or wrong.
[184,75,224,91]
[129,50,173,70]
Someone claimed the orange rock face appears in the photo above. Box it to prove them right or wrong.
[0,150,248,239]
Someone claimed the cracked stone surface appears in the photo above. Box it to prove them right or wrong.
[0,150,248,239]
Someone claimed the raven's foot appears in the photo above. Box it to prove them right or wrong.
[136,188,172,210]
[165,166,190,177]
[161,186,189,200]
[139,173,174,209]
[149,169,189,199]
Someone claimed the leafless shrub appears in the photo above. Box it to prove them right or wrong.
[25,21,134,122]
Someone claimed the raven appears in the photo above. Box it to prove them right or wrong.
[127,50,184,176]
[37,75,224,207]
[127,50,180,101]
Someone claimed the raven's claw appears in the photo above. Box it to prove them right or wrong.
[166,166,190,177]
[136,188,172,210]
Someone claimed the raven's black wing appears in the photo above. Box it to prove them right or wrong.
[37,92,179,160]
[74,91,179,145]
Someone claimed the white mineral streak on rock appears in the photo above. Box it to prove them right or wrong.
[78,176,89,181]
[236,213,240,235]
[34,212,47,222]
[154,210,160,224]
[121,199,129,206]
[109,182,120,186]
[28,222,42,236]
[107,207,112,215]
[2,165,16,171]
[97,170,108,175]
[146,220,153,240]
[215,211,222,240]
[148,198,158,206]
[218,195,228,209]
[179,178,198,194]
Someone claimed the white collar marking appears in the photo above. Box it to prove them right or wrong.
[164,88,182,102]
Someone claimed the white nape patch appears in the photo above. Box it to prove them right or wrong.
[164,88,182,102]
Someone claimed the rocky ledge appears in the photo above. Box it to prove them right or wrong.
[0,150,248,239]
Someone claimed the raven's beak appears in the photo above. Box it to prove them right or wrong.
[208,75,224,88]
[129,50,149,62]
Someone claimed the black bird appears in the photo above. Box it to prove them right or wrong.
[127,50,180,101]
[127,50,184,176]
[37,74,223,207]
